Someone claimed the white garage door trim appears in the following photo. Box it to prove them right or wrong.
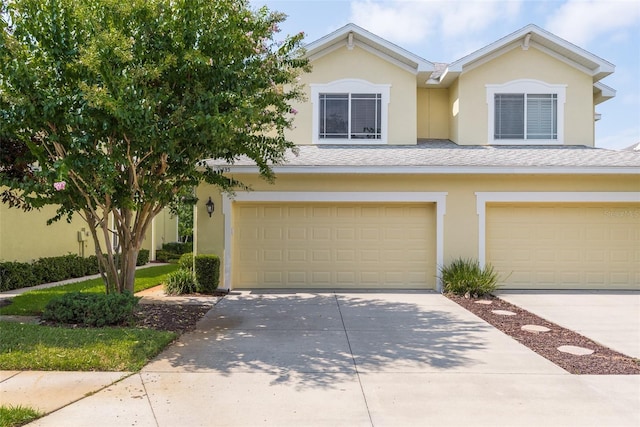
[222,192,448,291]
[476,191,640,266]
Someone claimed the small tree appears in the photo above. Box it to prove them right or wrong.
[0,0,308,293]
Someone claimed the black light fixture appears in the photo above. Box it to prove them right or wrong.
[205,197,215,217]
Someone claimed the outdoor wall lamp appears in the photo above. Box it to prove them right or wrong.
[205,197,215,217]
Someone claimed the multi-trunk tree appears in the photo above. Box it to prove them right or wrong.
[0,0,308,293]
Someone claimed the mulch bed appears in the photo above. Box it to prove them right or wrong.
[447,294,640,375]
[133,303,213,333]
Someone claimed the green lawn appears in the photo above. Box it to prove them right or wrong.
[0,322,176,371]
[0,264,178,316]
[0,405,43,427]
[0,264,180,372]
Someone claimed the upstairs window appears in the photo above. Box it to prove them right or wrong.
[494,93,557,140]
[319,93,382,140]
[487,80,565,145]
[311,79,390,144]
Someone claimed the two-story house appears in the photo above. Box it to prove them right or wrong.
[195,24,639,292]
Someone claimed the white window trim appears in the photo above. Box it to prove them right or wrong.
[486,79,566,145]
[222,191,448,292]
[475,192,640,267]
[311,79,391,145]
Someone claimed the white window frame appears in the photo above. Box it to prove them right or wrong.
[311,79,391,145]
[486,79,566,145]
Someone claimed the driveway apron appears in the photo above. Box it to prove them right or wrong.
[30,291,640,427]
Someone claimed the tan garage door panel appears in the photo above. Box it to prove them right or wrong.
[233,203,436,289]
[487,204,640,289]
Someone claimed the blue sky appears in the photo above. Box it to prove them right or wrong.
[251,0,640,150]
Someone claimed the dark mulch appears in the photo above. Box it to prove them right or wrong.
[447,294,640,375]
[133,303,213,333]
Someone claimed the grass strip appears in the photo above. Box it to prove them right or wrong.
[0,264,178,316]
[0,322,176,371]
[0,405,43,427]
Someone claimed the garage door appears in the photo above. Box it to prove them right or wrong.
[233,202,436,289]
[487,203,640,289]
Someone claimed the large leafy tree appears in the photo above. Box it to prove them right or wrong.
[0,0,308,293]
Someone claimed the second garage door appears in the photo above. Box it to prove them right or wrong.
[487,203,640,289]
[233,202,436,289]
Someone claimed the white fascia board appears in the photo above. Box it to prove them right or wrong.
[447,24,614,77]
[594,81,616,98]
[222,165,640,175]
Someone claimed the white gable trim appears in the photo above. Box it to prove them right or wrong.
[222,191,448,292]
[475,191,640,267]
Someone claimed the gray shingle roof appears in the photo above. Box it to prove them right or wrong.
[207,140,640,172]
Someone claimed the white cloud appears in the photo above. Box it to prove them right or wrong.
[546,0,640,46]
[596,126,640,150]
[349,0,523,58]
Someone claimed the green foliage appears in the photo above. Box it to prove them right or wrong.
[136,249,150,266]
[0,264,178,316]
[0,261,38,291]
[440,258,499,297]
[42,292,140,327]
[162,242,193,255]
[0,255,100,291]
[0,322,176,371]
[177,252,194,271]
[194,255,220,294]
[0,0,309,294]
[163,268,197,295]
[0,404,43,427]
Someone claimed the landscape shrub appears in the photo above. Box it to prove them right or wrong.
[137,249,150,266]
[177,252,194,271]
[0,262,38,291]
[162,242,192,256]
[31,256,68,283]
[440,258,499,297]
[194,254,220,294]
[163,268,197,295]
[42,291,140,327]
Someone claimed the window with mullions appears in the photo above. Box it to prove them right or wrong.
[494,93,557,140]
[319,93,382,140]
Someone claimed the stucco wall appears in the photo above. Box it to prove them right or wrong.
[417,88,450,139]
[1,202,176,263]
[196,173,638,273]
[456,46,594,146]
[288,44,417,145]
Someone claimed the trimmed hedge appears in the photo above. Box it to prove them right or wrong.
[0,255,100,292]
[161,242,192,255]
[194,254,220,294]
[0,250,148,292]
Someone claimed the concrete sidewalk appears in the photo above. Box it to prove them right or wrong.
[11,291,639,427]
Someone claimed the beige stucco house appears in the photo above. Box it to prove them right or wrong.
[0,202,178,263]
[195,24,639,291]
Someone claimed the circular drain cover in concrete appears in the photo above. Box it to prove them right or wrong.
[521,324,550,333]
[474,300,492,305]
[492,309,516,316]
[558,345,594,356]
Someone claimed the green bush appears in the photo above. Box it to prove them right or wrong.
[84,255,100,276]
[155,250,180,263]
[0,262,38,291]
[137,249,150,266]
[194,254,220,294]
[177,252,194,271]
[162,242,192,255]
[42,292,140,327]
[440,258,499,297]
[163,269,197,295]
[32,256,68,283]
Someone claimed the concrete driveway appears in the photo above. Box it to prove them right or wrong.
[30,291,640,427]
[497,290,640,359]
